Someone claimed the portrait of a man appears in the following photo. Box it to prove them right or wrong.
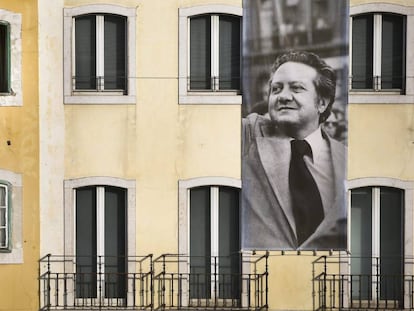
[242,51,347,250]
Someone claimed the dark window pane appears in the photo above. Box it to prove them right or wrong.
[76,187,97,298]
[351,187,372,300]
[219,187,240,299]
[219,15,240,90]
[75,15,96,90]
[0,23,10,93]
[380,187,403,301]
[352,15,373,89]
[104,15,126,91]
[381,14,404,89]
[190,187,211,299]
[190,16,211,90]
[105,186,127,298]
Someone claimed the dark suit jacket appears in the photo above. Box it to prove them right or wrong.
[242,113,347,250]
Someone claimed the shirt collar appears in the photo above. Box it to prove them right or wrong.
[304,126,328,162]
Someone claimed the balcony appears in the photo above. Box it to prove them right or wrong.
[313,255,413,310]
[39,253,269,311]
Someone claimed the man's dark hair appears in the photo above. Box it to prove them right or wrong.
[269,51,337,123]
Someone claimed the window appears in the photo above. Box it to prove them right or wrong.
[64,5,136,104]
[0,169,22,263]
[64,177,136,305]
[0,9,22,106]
[178,177,242,306]
[0,184,9,249]
[0,22,10,94]
[189,14,240,91]
[179,5,242,104]
[351,13,405,91]
[351,186,404,304]
[73,14,126,92]
[189,186,240,300]
[76,186,127,300]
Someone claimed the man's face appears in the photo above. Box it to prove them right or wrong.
[268,62,328,138]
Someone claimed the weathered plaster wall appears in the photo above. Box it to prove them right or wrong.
[0,0,39,310]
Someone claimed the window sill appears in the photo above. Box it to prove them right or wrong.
[0,247,23,264]
[0,92,22,106]
[350,89,402,95]
[349,92,414,104]
[64,94,136,105]
[179,92,242,105]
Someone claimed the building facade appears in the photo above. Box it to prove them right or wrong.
[0,0,39,310]
[1,0,414,310]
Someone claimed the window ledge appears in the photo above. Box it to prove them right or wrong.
[349,93,414,104]
[0,92,22,107]
[350,90,402,95]
[64,94,136,105]
[179,94,241,105]
[0,248,23,264]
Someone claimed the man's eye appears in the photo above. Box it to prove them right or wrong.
[271,86,282,94]
[291,85,305,92]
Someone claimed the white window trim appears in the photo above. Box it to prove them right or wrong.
[64,4,136,105]
[349,3,414,102]
[339,177,414,308]
[178,5,242,105]
[0,184,9,249]
[178,177,247,306]
[0,9,22,107]
[0,169,23,264]
[64,176,136,305]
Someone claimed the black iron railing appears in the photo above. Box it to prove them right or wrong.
[152,253,268,310]
[313,255,414,310]
[39,254,153,310]
[39,252,268,311]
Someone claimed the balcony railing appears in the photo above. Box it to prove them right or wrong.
[39,254,153,310]
[313,255,414,310]
[153,253,268,310]
[39,252,268,311]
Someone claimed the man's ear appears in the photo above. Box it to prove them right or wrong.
[318,97,329,114]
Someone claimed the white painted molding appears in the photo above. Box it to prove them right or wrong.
[178,5,242,105]
[63,4,136,104]
[0,169,23,264]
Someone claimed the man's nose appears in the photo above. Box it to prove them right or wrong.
[277,87,293,102]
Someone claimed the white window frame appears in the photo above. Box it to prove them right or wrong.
[64,176,136,306]
[0,169,23,264]
[350,13,401,92]
[72,14,126,94]
[179,177,249,306]
[64,5,136,104]
[0,184,9,249]
[74,185,127,304]
[0,9,22,107]
[349,3,414,104]
[178,5,242,105]
[340,177,414,309]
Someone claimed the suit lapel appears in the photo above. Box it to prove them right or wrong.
[256,136,297,235]
[330,138,347,218]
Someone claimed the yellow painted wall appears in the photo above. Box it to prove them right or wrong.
[348,104,414,179]
[61,1,324,310]
[63,0,242,255]
[0,0,39,310]
[55,0,414,310]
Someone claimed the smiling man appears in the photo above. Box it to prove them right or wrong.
[242,51,347,250]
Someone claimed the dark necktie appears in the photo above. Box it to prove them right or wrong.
[289,139,324,246]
